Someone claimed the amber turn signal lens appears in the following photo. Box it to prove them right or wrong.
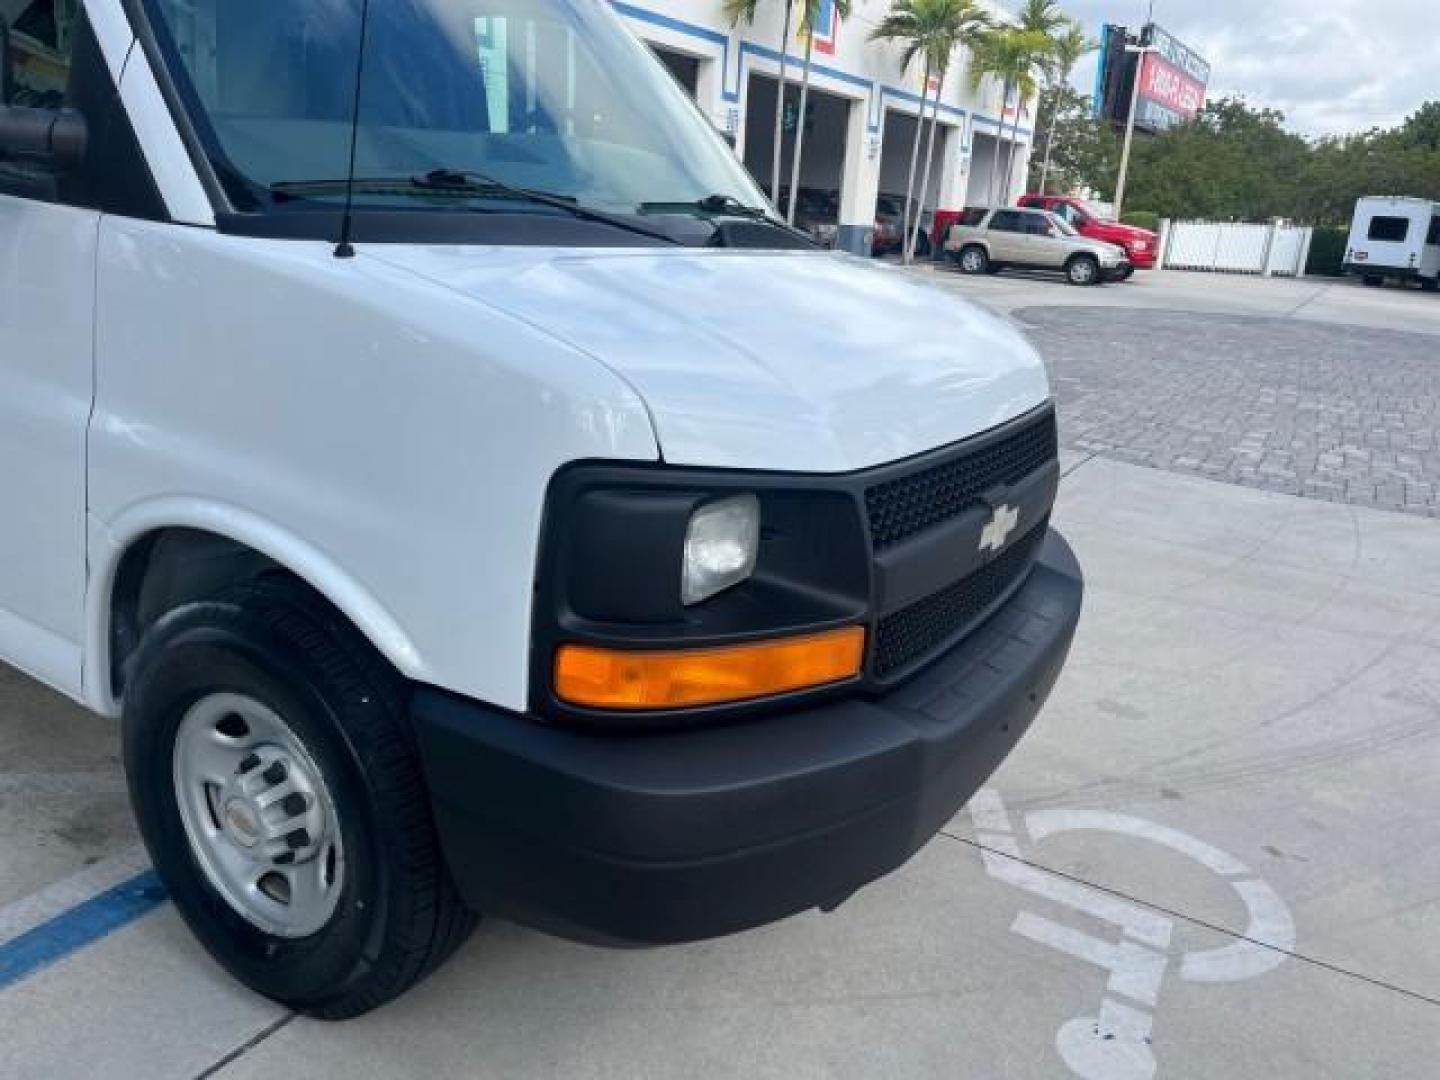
[554,627,866,710]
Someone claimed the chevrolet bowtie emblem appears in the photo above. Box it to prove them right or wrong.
[979,504,1019,553]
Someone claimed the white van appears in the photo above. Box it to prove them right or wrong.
[1343,196,1440,290]
[0,0,1081,1016]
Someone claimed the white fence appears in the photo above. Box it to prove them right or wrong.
[1158,219,1314,277]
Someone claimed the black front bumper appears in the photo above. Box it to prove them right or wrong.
[411,529,1082,945]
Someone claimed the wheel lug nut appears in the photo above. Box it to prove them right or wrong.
[262,761,288,785]
[281,793,308,817]
[285,828,311,850]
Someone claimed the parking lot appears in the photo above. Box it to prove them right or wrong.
[3,269,1438,1078]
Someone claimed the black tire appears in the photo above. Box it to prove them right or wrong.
[1117,265,1136,281]
[957,245,989,275]
[1066,255,1101,286]
[914,231,932,258]
[1421,276,1439,293]
[1362,274,1383,287]
[123,576,477,1019]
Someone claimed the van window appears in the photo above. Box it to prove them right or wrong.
[0,1,160,217]
[4,0,75,109]
[142,0,766,231]
[1367,216,1409,242]
[1428,217,1440,246]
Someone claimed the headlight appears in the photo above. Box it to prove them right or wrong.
[682,494,760,605]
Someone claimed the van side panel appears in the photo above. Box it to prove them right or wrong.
[0,199,99,698]
[89,218,659,713]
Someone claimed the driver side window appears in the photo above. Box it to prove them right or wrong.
[2,4,163,217]
[5,0,75,108]
[1,0,76,199]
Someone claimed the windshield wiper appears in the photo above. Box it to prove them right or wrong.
[639,194,814,241]
[269,169,681,246]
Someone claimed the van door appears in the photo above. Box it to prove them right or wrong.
[0,1,101,693]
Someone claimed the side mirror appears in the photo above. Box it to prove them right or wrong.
[0,20,87,171]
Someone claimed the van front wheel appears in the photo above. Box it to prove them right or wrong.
[122,577,477,1019]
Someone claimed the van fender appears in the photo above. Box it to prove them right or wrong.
[84,496,424,717]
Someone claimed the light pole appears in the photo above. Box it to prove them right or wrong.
[1112,40,1156,218]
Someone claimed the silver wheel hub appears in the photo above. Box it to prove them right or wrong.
[173,693,345,938]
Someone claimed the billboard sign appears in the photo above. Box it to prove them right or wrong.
[1095,22,1211,134]
[1134,24,1210,131]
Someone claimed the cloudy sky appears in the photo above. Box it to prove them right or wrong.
[1051,0,1437,137]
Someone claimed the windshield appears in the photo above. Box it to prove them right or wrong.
[142,0,770,232]
[1078,199,1115,223]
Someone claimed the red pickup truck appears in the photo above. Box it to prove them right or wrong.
[1017,195,1158,273]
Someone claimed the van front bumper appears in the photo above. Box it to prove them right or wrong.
[410,528,1082,945]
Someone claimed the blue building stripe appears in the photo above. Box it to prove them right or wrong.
[0,871,167,992]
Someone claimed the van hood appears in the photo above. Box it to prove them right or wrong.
[369,247,1050,473]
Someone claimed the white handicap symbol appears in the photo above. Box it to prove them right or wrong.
[967,788,1297,1080]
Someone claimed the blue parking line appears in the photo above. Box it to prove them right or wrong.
[0,871,167,991]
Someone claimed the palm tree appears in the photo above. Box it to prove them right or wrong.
[1016,0,1066,38]
[870,0,991,263]
[724,0,795,204]
[969,26,1052,206]
[1037,22,1095,194]
[785,0,852,225]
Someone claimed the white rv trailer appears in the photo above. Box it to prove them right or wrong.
[1343,196,1440,290]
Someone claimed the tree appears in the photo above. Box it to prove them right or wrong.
[869,0,992,262]
[1122,98,1311,220]
[1036,22,1094,194]
[969,26,1053,205]
[724,0,794,204]
[1028,84,1118,196]
[785,0,852,225]
[1015,0,1066,38]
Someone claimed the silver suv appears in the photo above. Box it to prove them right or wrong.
[945,207,1129,285]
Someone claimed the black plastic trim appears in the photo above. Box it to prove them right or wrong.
[214,207,681,247]
[414,527,1083,944]
[1343,262,1428,281]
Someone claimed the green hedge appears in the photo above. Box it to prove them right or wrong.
[1306,227,1347,277]
[1121,211,1160,233]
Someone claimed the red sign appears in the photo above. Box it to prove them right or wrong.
[1139,53,1205,120]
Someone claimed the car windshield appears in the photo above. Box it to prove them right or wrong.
[1049,214,1079,237]
[141,0,769,225]
[1078,199,1116,222]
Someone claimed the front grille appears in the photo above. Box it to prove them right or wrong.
[872,518,1048,679]
[864,410,1057,551]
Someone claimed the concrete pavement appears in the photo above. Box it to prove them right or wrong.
[2,453,1437,1078]
[917,264,1440,337]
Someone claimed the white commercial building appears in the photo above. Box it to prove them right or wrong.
[613,0,1035,254]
